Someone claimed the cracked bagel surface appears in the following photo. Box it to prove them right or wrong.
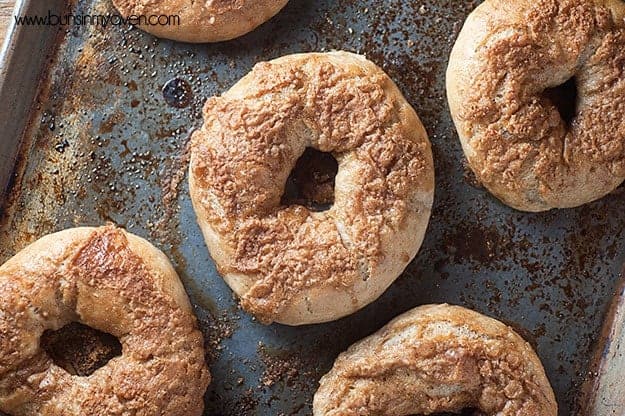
[0,226,209,416]
[447,0,625,211]
[314,304,557,416]
[189,51,435,325]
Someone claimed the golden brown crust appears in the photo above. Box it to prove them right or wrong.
[313,304,557,416]
[112,0,289,43]
[447,0,625,212]
[189,51,435,325]
[0,226,209,416]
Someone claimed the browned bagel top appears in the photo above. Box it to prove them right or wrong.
[447,0,625,211]
[0,226,209,416]
[190,52,434,325]
[314,305,557,416]
[113,0,289,43]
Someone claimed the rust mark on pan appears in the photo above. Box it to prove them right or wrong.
[98,110,125,134]
[0,24,68,252]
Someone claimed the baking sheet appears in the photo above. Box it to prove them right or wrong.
[1,0,625,414]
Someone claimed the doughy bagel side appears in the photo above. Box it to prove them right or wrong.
[112,0,289,43]
[0,226,209,416]
[190,51,434,325]
[447,0,625,212]
[313,304,557,416]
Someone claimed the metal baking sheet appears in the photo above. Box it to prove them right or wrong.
[1,0,624,414]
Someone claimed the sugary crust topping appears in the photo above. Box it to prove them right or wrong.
[0,226,209,416]
[191,53,434,323]
[448,0,625,211]
[313,304,558,416]
[234,208,361,319]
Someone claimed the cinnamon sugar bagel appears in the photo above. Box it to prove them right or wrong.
[189,51,435,326]
[112,0,289,43]
[0,226,209,415]
[447,0,625,212]
[314,304,557,416]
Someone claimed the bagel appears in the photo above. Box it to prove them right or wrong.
[0,225,209,416]
[112,0,289,43]
[447,0,625,212]
[314,304,557,416]
[189,51,435,326]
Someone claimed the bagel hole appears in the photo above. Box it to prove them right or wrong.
[281,147,338,212]
[41,322,122,377]
[543,77,578,125]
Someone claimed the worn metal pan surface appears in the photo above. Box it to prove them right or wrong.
[1,0,625,414]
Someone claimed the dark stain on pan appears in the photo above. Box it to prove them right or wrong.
[1,0,625,415]
[162,77,193,108]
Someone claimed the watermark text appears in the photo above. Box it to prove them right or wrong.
[14,11,180,27]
